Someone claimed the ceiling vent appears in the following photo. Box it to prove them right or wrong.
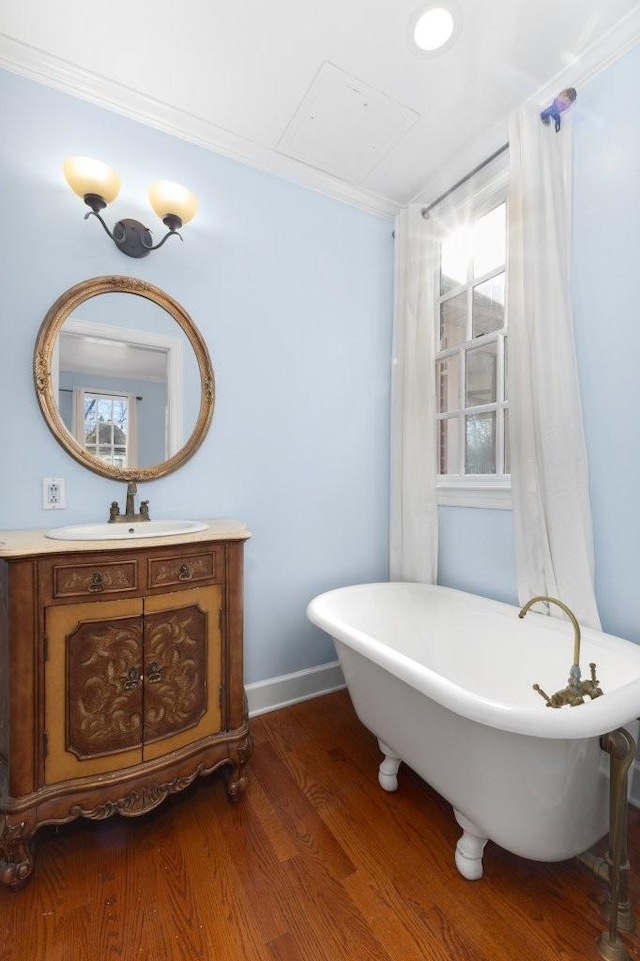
[277,62,419,185]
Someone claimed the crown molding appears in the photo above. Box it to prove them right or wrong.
[0,32,400,222]
[411,5,640,207]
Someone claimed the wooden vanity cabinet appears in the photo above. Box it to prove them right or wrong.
[0,524,251,890]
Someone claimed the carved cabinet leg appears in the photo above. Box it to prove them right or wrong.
[226,734,252,801]
[0,818,35,891]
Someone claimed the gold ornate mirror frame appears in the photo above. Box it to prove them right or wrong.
[34,275,215,481]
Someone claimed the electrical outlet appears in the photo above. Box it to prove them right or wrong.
[42,477,66,510]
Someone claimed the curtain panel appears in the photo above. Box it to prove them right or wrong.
[507,106,601,629]
[389,205,438,583]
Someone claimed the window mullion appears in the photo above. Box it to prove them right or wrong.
[496,334,505,475]
[471,264,505,288]
[458,346,465,479]
[462,401,498,417]
[460,250,474,477]
[438,283,466,305]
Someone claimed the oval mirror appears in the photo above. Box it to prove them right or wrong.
[34,276,214,481]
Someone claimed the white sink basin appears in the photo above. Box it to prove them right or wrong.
[46,520,209,541]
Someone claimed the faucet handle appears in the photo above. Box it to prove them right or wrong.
[533,683,552,705]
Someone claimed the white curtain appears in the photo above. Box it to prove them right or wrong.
[71,387,85,446]
[508,106,601,629]
[389,205,438,583]
[126,394,138,469]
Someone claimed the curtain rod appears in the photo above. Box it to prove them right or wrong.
[419,88,576,220]
[59,388,143,400]
[420,142,509,219]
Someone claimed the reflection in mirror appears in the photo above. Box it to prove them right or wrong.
[59,326,174,468]
[35,276,214,482]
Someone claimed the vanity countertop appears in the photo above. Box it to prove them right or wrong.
[0,519,251,559]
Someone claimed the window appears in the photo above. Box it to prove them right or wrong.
[74,390,136,468]
[435,194,510,509]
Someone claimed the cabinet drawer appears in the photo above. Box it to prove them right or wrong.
[51,559,138,598]
[147,550,220,589]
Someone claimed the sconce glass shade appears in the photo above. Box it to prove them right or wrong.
[63,156,121,204]
[148,181,198,225]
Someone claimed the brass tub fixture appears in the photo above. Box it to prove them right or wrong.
[518,595,603,707]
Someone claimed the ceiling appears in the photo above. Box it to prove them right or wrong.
[0,1,638,217]
[60,332,166,383]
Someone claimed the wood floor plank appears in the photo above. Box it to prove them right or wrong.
[282,853,396,961]
[206,780,293,946]
[343,867,483,961]
[218,771,395,960]
[172,778,275,961]
[267,931,307,961]
[249,738,357,881]
[254,704,314,754]
[245,771,299,863]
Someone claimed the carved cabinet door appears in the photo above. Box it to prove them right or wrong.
[45,597,145,783]
[142,585,223,762]
[43,586,223,783]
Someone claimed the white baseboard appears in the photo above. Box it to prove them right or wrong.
[246,660,345,718]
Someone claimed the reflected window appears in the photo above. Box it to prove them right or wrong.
[72,389,137,467]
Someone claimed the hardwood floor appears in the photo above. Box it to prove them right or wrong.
[2,690,639,961]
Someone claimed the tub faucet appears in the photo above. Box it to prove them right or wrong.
[518,595,603,708]
[108,482,151,523]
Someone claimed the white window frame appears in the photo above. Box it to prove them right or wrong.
[433,169,511,510]
[74,388,134,468]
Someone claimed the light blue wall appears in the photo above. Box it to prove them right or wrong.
[0,68,393,683]
[436,44,640,642]
[438,506,518,605]
[572,45,640,643]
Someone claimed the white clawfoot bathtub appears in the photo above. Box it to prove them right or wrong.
[307,583,640,880]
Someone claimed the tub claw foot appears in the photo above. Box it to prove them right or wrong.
[378,740,401,792]
[454,810,488,880]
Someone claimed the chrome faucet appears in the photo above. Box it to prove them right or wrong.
[519,595,603,708]
[108,482,151,523]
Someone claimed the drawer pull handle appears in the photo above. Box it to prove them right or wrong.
[89,572,104,593]
[123,666,142,691]
[148,661,162,684]
[178,563,191,580]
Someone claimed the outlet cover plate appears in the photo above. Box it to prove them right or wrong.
[42,477,66,510]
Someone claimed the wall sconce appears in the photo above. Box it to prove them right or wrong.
[63,156,197,258]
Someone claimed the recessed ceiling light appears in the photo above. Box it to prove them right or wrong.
[407,3,461,57]
[415,8,454,50]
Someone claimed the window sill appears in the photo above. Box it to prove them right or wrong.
[436,480,512,510]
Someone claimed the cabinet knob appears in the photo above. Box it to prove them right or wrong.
[178,563,191,580]
[147,661,162,684]
[89,572,104,593]
[123,666,142,691]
